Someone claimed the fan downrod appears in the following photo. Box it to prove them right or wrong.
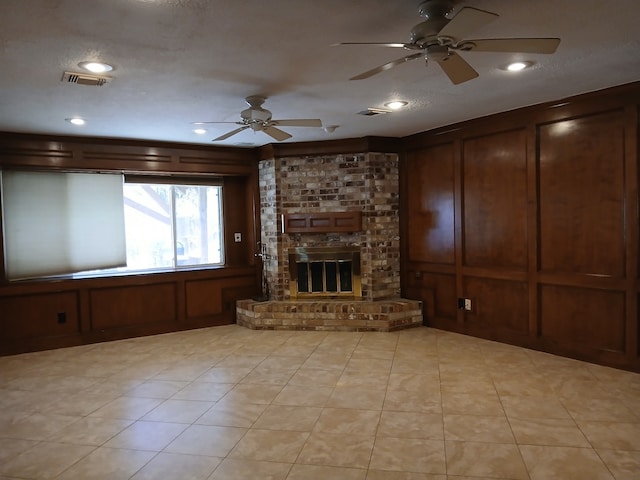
[245,95,266,108]
[418,0,455,19]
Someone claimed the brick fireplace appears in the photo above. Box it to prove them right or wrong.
[236,151,422,331]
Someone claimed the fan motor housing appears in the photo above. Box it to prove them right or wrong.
[241,107,271,124]
[410,19,450,45]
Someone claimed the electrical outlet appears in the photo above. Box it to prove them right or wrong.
[464,298,472,311]
[234,232,242,242]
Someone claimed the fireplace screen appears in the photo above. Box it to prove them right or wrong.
[289,246,361,298]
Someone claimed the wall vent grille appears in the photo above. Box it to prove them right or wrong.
[357,107,391,116]
[61,71,109,86]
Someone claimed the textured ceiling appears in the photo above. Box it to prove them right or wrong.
[1,0,639,147]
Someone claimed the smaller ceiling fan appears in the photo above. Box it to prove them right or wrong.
[195,96,323,142]
[335,0,561,85]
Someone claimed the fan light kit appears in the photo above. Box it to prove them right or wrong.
[334,0,560,85]
[193,128,207,135]
[78,61,113,73]
[194,96,323,142]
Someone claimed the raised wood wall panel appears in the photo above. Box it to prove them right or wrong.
[405,145,455,265]
[90,283,177,329]
[540,285,626,354]
[463,277,529,335]
[223,176,252,266]
[538,111,626,277]
[185,278,222,318]
[462,129,528,269]
[401,82,640,372]
[0,268,257,355]
[0,146,74,162]
[0,291,80,340]
[407,272,457,320]
[185,276,258,320]
[222,285,261,322]
[82,149,172,164]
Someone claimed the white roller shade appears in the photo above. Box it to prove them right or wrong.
[1,170,126,280]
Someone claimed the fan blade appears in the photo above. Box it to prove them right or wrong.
[332,42,411,48]
[464,38,561,54]
[212,126,249,141]
[263,126,292,142]
[272,119,322,127]
[193,121,242,125]
[436,51,479,85]
[438,7,498,41]
[350,52,423,80]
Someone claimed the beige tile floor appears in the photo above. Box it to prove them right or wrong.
[1,325,639,479]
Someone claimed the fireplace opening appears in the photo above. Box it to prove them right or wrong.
[289,246,361,298]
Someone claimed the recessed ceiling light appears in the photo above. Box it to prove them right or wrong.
[384,101,408,110]
[504,61,532,72]
[78,61,113,73]
[66,117,85,125]
[193,128,207,135]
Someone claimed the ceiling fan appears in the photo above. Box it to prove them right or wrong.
[335,0,560,85]
[195,96,323,142]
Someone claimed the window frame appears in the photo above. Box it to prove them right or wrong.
[1,170,228,282]
[122,174,226,273]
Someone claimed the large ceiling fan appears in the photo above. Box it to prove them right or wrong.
[195,96,323,142]
[335,0,561,85]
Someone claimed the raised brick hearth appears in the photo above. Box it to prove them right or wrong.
[236,150,423,332]
[236,298,422,332]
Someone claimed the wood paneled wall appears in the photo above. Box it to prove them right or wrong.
[0,134,261,355]
[401,82,640,372]
[2,83,640,373]
[0,134,400,356]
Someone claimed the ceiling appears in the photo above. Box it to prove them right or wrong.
[1,0,639,147]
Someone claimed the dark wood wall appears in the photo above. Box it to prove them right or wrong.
[0,134,261,355]
[401,82,640,372]
[2,82,640,373]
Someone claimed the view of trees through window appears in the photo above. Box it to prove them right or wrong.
[123,182,223,269]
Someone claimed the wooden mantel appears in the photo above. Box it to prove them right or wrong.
[281,211,362,233]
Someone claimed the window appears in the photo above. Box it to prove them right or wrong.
[1,170,127,280]
[1,171,224,280]
[122,179,223,270]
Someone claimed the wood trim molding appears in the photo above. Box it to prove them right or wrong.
[403,81,640,151]
[0,132,258,173]
[258,136,402,160]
